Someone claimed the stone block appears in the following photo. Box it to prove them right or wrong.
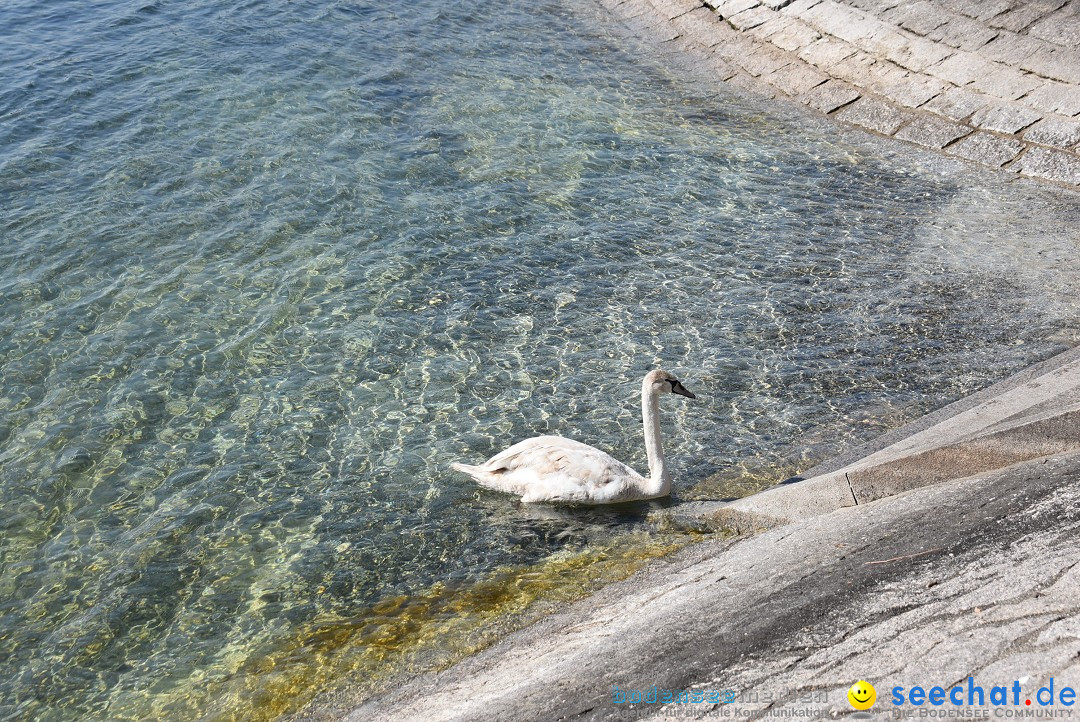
[780,0,822,16]
[989,4,1058,34]
[706,52,742,80]
[970,101,1043,134]
[747,14,794,40]
[1023,116,1080,148]
[767,17,821,51]
[887,1,949,36]
[1028,11,1080,47]
[671,7,732,47]
[727,70,779,97]
[1014,146,1080,185]
[1020,80,1080,117]
[617,0,652,20]
[945,131,1024,166]
[1020,49,1080,84]
[649,0,706,20]
[765,59,829,95]
[830,50,879,86]
[843,0,901,13]
[970,67,1042,101]
[729,5,774,30]
[927,16,999,51]
[713,0,760,17]
[834,96,912,133]
[980,31,1045,67]
[878,71,948,107]
[714,31,761,62]
[797,36,858,67]
[923,86,990,120]
[946,0,1011,22]
[925,51,997,86]
[882,35,954,72]
[802,1,883,43]
[736,43,793,76]
[894,115,971,147]
[761,0,796,8]
[801,78,861,111]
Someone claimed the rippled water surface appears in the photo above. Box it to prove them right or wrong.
[2,0,1079,719]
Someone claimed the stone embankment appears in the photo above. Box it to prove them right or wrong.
[602,0,1080,187]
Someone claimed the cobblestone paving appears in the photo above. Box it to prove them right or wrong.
[599,0,1080,187]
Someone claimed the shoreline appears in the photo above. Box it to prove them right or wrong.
[340,340,1080,722]
[599,0,1080,188]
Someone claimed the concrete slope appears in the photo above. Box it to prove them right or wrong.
[344,451,1080,721]
[682,344,1080,530]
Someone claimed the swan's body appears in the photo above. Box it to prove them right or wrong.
[451,370,696,504]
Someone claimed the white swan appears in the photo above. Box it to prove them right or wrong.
[451,370,696,504]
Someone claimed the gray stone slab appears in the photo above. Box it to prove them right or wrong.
[834,95,911,133]
[969,67,1042,100]
[1020,48,1080,84]
[841,0,901,12]
[927,15,999,51]
[989,3,1058,33]
[802,0,882,43]
[923,85,990,120]
[925,50,997,85]
[615,0,652,20]
[801,77,861,111]
[1020,79,1080,117]
[713,29,760,62]
[887,0,949,36]
[894,114,972,147]
[735,42,793,75]
[1029,9,1080,47]
[1024,115,1080,148]
[671,6,732,47]
[796,35,858,67]
[649,0,705,21]
[765,58,829,94]
[970,101,1043,134]
[766,16,820,50]
[877,70,948,107]
[946,0,1011,22]
[706,51,741,80]
[1015,146,1080,184]
[746,13,793,41]
[945,130,1024,166]
[726,68,780,96]
[829,49,879,85]
[979,30,1046,67]
[761,0,796,8]
[728,4,773,29]
[779,0,823,15]
[881,34,954,72]
[713,0,760,17]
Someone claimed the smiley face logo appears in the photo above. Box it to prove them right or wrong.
[848,680,877,710]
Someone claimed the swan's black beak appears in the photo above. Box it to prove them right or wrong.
[671,380,696,399]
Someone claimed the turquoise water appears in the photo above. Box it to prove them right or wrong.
[2,0,1079,718]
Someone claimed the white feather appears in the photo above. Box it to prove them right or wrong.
[451,370,695,504]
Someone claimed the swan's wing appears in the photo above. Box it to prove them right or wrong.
[476,436,641,503]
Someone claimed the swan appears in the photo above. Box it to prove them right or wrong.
[451,370,696,504]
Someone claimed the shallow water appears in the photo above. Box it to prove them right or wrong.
[1,0,1079,719]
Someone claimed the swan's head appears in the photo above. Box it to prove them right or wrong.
[644,370,696,399]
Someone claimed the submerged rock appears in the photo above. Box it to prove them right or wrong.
[56,447,93,473]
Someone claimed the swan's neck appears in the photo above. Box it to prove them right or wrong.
[641,379,670,496]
